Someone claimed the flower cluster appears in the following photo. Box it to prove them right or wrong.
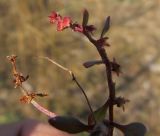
[7,55,48,104]
[7,55,29,88]
[49,10,96,33]
[20,92,48,103]
[49,11,71,31]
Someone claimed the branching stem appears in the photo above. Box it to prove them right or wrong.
[38,56,96,123]
[83,30,115,136]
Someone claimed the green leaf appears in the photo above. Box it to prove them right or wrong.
[83,60,103,68]
[88,100,109,125]
[48,116,90,134]
[124,122,147,136]
[82,9,89,26]
[100,16,110,38]
[115,122,147,136]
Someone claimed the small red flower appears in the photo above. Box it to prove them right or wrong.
[62,17,71,28]
[49,11,72,31]
[49,11,62,24]
[57,17,72,31]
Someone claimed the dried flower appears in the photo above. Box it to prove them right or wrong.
[114,96,129,111]
[13,73,29,88]
[20,92,48,104]
[111,58,121,76]
[20,95,31,103]
[7,55,29,88]
[7,55,17,63]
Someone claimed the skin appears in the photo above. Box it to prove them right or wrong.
[0,119,73,136]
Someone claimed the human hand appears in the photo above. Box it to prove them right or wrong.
[0,119,73,136]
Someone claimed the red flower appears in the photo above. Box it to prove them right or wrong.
[49,11,72,31]
[49,11,62,24]
[57,17,72,31]
[62,17,71,27]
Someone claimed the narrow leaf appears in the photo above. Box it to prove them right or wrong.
[88,100,109,125]
[100,16,110,38]
[49,116,90,134]
[82,9,89,26]
[83,60,103,68]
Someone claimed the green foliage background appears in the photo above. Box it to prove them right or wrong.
[0,0,160,135]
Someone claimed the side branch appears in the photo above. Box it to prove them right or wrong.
[38,56,96,123]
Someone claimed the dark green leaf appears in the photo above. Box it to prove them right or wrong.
[114,122,147,136]
[88,100,109,125]
[124,122,147,136]
[100,16,110,38]
[83,60,103,68]
[49,116,90,134]
[82,9,89,26]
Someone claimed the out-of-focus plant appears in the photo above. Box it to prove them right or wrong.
[7,9,147,136]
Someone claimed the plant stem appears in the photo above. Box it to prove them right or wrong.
[96,47,114,136]
[83,30,115,136]
[19,86,57,118]
[72,73,96,124]
[38,56,95,123]
[31,100,57,118]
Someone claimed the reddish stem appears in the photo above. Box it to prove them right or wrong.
[83,30,115,136]
[31,100,57,118]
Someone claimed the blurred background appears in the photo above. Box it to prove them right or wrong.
[0,0,160,135]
